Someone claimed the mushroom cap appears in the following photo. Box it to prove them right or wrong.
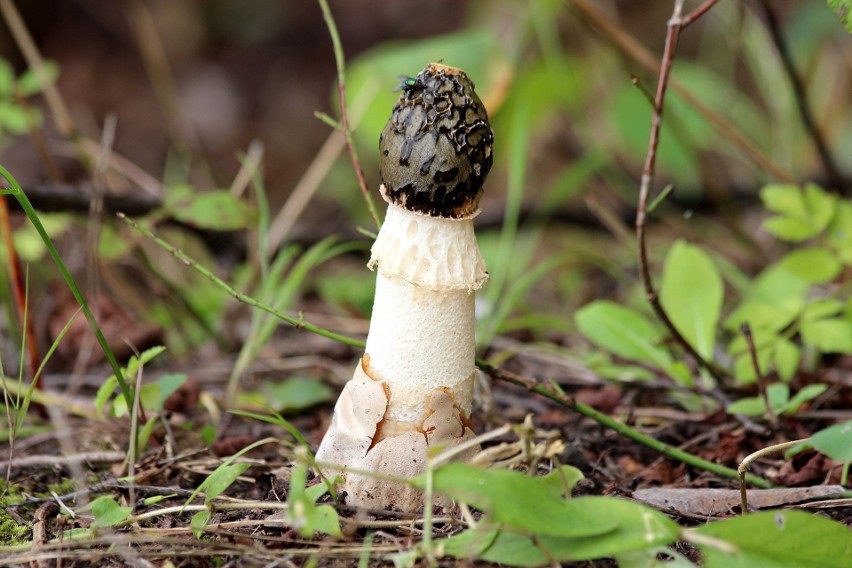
[379,63,494,219]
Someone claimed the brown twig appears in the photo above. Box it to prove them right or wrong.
[758,0,845,190]
[635,0,730,385]
[317,0,381,229]
[741,323,778,425]
[571,0,794,182]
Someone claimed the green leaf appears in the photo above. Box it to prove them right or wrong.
[616,548,698,568]
[0,101,37,134]
[777,247,841,283]
[198,462,251,504]
[17,61,60,96]
[800,317,852,353]
[660,241,723,359]
[0,59,14,95]
[190,509,211,539]
[828,201,852,263]
[802,298,845,321]
[90,495,132,528]
[165,188,256,231]
[692,510,852,567]
[576,301,684,382]
[94,375,119,416]
[441,497,680,566]
[761,183,837,242]
[726,395,768,416]
[774,339,800,382]
[155,373,187,407]
[263,376,333,412]
[791,421,852,463]
[782,384,828,415]
[422,463,613,538]
[725,265,808,332]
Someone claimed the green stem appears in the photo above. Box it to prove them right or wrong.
[478,360,775,489]
[0,165,134,411]
[316,0,381,230]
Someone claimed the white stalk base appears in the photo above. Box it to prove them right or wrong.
[315,198,487,512]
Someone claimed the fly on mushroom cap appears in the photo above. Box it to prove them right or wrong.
[379,62,494,219]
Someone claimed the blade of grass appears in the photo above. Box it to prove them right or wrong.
[0,165,134,411]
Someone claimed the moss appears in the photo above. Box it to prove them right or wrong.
[0,481,31,546]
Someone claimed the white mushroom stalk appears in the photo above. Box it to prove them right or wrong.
[315,63,494,512]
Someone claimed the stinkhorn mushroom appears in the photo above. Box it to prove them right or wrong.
[315,62,494,512]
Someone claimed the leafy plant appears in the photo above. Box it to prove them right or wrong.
[0,58,57,139]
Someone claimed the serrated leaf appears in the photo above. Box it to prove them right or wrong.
[191,509,211,538]
[800,317,852,353]
[777,247,841,284]
[90,495,132,528]
[660,241,723,359]
[692,510,852,567]
[576,301,682,380]
[421,463,613,538]
[199,462,251,503]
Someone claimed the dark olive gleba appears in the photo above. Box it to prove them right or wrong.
[379,63,494,219]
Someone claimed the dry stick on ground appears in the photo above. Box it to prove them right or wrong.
[759,0,845,190]
[634,0,734,385]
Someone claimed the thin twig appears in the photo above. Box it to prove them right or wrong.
[477,359,774,488]
[741,323,777,425]
[571,0,794,182]
[635,0,731,385]
[738,438,807,514]
[317,0,381,229]
[758,0,844,190]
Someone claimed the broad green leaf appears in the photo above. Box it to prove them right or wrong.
[692,510,852,567]
[441,497,679,566]
[731,348,772,386]
[777,247,841,283]
[660,241,723,359]
[422,463,609,538]
[790,421,852,463]
[726,395,767,416]
[166,188,256,231]
[264,376,333,412]
[802,298,845,321]
[155,373,188,407]
[725,265,809,332]
[761,183,837,242]
[125,345,168,378]
[198,462,251,504]
[783,384,828,414]
[576,301,678,378]
[800,317,852,353]
[90,496,132,528]
[774,339,800,382]
[191,509,211,538]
